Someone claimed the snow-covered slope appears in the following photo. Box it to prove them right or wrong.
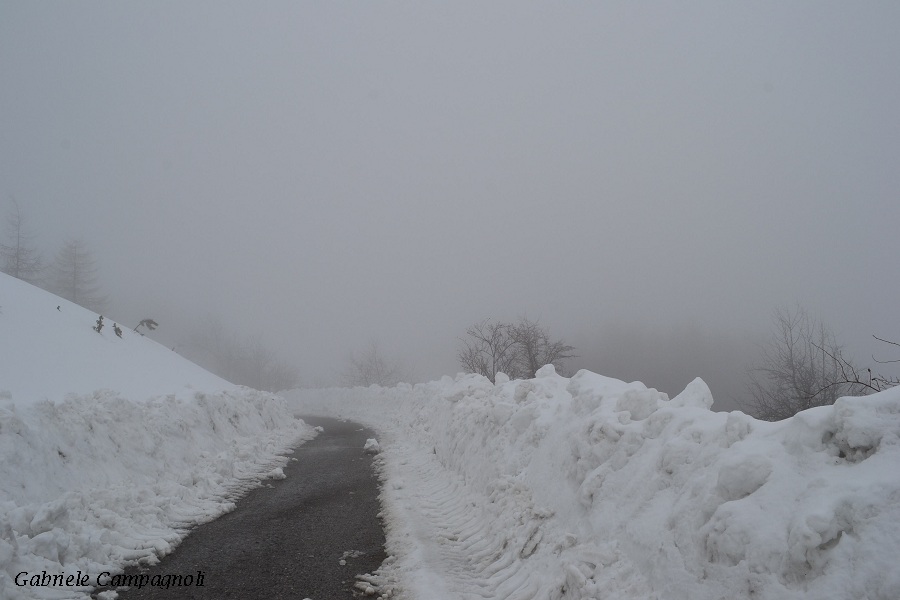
[0,274,314,599]
[289,368,900,600]
[0,274,228,404]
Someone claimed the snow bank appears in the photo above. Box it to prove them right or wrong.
[0,274,314,598]
[288,368,900,600]
[0,388,314,600]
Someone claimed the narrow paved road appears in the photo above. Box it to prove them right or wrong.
[99,417,386,600]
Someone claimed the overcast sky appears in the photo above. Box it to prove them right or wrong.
[2,1,899,407]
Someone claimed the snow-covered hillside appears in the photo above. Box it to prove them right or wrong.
[0,274,314,599]
[289,368,900,600]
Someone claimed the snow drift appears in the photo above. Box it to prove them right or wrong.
[289,367,900,599]
[0,274,314,599]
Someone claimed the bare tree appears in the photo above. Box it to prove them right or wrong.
[458,317,575,382]
[816,334,900,394]
[458,319,519,382]
[50,239,106,312]
[742,306,871,421]
[343,340,403,387]
[1,198,43,284]
[510,317,576,378]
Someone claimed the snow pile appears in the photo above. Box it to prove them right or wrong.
[0,274,314,599]
[288,366,900,599]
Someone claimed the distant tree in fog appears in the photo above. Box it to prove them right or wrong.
[1,198,44,284]
[343,341,403,387]
[510,316,576,378]
[458,317,575,382]
[50,239,106,312]
[458,319,518,383]
[186,316,299,392]
[246,337,300,392]
[189,316,240,381]
[741,306,887,421]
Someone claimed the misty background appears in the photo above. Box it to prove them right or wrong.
[3,2,899,411]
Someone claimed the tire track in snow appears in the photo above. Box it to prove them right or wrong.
[384,444,549,599]
[380,438,657,600]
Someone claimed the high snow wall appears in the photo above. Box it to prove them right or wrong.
[0,388,313,600]
[290,367,900,600]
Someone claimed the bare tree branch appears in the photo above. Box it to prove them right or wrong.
[742,306,895,421]
[457,319,519,382]
[458,317,575,382]
[510,316,577,378]
[873,335,900,364]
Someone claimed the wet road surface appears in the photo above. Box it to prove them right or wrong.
[98,416,386,599]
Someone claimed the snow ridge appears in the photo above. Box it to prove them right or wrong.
[289,367,900,600]
[0,388,315,600]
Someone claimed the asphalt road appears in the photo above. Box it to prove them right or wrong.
[98,416,386,600]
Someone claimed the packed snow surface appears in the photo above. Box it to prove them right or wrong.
[0,275,314,599]
[288,366,900,600]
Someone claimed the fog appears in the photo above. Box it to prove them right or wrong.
[3,2,899,410]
